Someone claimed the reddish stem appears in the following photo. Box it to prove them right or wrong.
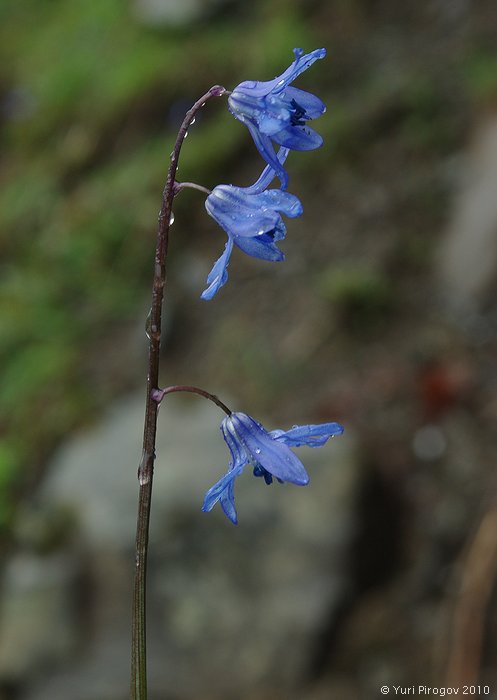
[152,384,231,416]
[131,84,226,700]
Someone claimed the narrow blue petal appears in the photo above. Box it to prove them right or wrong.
[220,478,238,524]
[245,121,289,189]
[231,48,326,98]
[201,236,234,300]
[244,147,290,195]
[272,124,323,151]
[201,464,245,522]
[202,471,234,512]
[202,420,248,523]
[221,417,247,470]
[229,413,309,485]
[271,422,344,448]
[272,48,327,95]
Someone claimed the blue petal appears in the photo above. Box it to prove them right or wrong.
[233,230,285,261]
[220,480,238,523]
[257,189,303,218]
[201,465,244,524]
[257,105,292,137]
[271,48,327,95]
[245,121,289,189]
[244,147,290,195]
[206,187,281,239]
[231,48,327,99]
[201,236,234,300]
[205,185,301,241]
[222,417,247,469]
[282,87,326,119]
[271,422,344,448]
[272,124,324,151]
[202,420,249,524]
[230,413,309,485]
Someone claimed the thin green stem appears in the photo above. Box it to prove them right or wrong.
[131,84,226,700]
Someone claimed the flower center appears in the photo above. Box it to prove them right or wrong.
[289,99,307,126]
[252,464,283,485]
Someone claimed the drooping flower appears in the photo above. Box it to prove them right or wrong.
[201,148,302,300]
[202,412,344,524]
[228,48,327,188]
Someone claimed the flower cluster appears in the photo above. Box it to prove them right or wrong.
[202,47,327,300]
[197,48,343,523]
[162,48,344,522]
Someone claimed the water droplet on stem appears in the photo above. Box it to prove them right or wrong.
[145,309,152,339]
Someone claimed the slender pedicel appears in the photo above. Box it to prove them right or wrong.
[151,385,232,416]
[173,181,212,196]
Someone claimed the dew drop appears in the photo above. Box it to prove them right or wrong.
[138,452,150,486]
[139,470,150,486]
[145,309,152,339]
[255,448,261,455]
[169,212,175,225]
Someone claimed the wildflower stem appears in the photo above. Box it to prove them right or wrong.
[131,84,227,700]
[151,385,232,416]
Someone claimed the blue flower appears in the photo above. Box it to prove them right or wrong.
[201,148,303,300]
[202,412,344,524]
[228,48,327,188]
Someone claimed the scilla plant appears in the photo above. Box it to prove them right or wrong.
[131,48,344,699]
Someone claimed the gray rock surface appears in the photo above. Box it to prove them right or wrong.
[0,552,80,681]
[438,114,497,311]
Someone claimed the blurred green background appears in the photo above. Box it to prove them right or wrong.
[2,0,497,698]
